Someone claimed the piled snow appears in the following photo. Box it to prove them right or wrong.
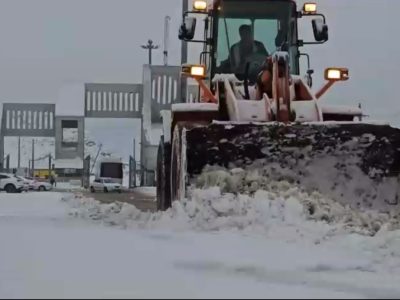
[194,168,400,235]
[68,179,399,238]
[185,123,400,214]
[2,191,400,298]
[61,182,400,297]
[0,196,387,299]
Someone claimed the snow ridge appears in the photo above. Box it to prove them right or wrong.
[65,179,400,239]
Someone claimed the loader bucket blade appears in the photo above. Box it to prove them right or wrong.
[183,122,400,212]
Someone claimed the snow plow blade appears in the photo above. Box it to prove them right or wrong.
[181,122,400,212]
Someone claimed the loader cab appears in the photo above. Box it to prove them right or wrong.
[211,0,300,81]
[179,0,329,84]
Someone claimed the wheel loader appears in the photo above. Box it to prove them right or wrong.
[156,0,400,212]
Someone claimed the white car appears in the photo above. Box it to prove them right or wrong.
[0,173,24,193]
[14,176,52,191]
[32,181,53,191]
[90,178,122,193]
[14,176,34,191]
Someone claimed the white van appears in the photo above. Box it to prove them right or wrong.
[94,157,124,184]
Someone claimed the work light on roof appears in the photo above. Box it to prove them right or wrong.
[303,2,317,14]
[193,0,207,11]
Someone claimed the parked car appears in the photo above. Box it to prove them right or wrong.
[90,177,122,193]
[14,176,53,192]
[31,180,53,191]
[14,176,34,191]
[0,173,24,193]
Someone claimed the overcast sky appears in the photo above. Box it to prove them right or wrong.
[0,0,182,101]
[0,0,398,125]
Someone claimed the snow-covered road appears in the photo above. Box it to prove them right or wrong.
[1,191,400,299]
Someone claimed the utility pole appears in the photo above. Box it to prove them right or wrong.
[48,153,52,181]
[141,39,159,65]
[181,0,188,65]
[130,138,137,188]
[133,138,136,161]
[31,139,35,177]
[6,154,10,173]
[17,136,21,168]
[91,143,102,174]
[163,16,171,66]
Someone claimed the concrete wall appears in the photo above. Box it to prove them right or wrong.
[55,116,85,161]
[142,144,158,186]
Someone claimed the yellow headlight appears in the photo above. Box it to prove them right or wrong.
[303,2,317,14]
[193,0,207,11]
[190,65,205,77]
[181,64,206,78]
[325,68,349,81]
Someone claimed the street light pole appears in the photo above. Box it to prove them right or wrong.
[141,39,159,65]
[31,139,35,177]
[17,136,21,168]
[181,0,188,65]
[163,16,171,66]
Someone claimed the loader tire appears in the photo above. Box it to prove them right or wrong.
[171,124,186,204]
[170,121,210,204]
[156,136,171,211]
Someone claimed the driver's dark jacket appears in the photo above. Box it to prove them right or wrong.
[230,40,268,73]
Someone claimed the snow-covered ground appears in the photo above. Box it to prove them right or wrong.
[1,186,400,298]
[53,180,85,191]
[132,186,156,198]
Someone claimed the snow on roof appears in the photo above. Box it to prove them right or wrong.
[54,157,83,169]
[56,83,85,116]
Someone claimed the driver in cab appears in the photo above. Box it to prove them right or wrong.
[218,24,268,74]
